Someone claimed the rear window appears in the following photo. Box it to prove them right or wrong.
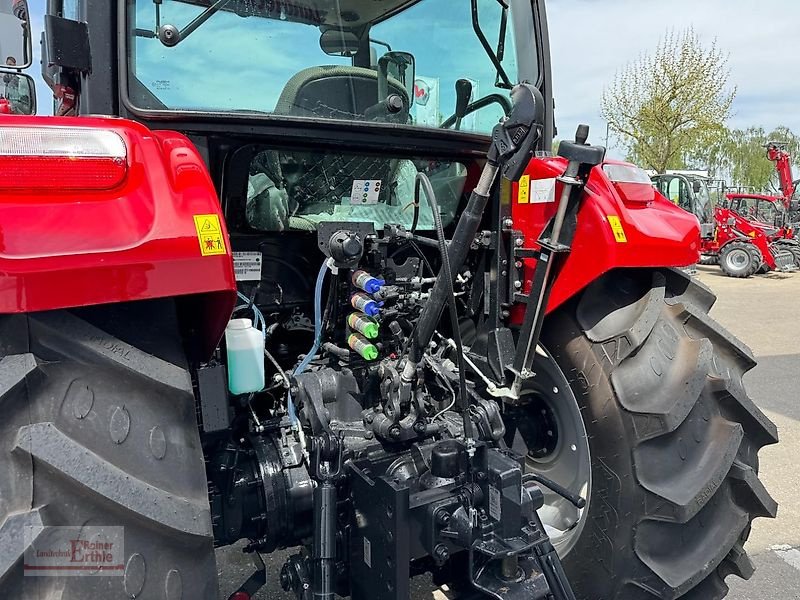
[246,148,468,232]
[603,163,652,185]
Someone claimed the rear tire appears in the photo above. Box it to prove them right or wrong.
[773,239,800,269]
[0,304,219,599]
[539,268,777,599]
[719,241,761,278]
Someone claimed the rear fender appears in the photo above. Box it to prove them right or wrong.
[510,156,700,318]
[0,116,237,356]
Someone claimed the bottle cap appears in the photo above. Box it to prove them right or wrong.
[227,318,253,330]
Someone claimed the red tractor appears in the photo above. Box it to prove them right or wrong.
[722,142,800,263]
[0,2,776,600]
[652,172,798,277]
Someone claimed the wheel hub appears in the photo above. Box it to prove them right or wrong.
[727,248,750,269]
[503,348,591,557]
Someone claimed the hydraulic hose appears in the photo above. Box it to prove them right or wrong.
[416,173,471,431]
[236,291,266,332]
[294,258,331,377]
[413,162,499,360]
[288,258,331,427]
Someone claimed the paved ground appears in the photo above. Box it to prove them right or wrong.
[692,266,800,600]
[217,265,800,599]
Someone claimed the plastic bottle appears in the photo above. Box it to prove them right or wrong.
[347,313,380,339]
[348,333,379,361]
[351,293,382,317]
[225,318,265,395]
[352,270,385,294]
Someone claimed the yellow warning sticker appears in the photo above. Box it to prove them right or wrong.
[193,214,227,256]
[518,174,530,204]
[607,215,628,243]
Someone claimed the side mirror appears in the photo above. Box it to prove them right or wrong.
[319,29,361,57]
[0,71,35,114]
[44,14,92,73]
[378,51,415,104]
[693,180,702,193]
[0,0,32,68]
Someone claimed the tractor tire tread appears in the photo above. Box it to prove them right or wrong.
[663,268,716,313]
[0,308,219,600]
[719,241,761,278]
[548,268,775,600]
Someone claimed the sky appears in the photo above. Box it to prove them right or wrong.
[545,0,800,156]
[21,0,800,160]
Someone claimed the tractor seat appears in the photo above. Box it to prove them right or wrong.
[269,66,412,217]
[274,65,410,121]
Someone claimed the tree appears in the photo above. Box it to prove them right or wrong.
[705,126,799,192]
[601,28,736,173]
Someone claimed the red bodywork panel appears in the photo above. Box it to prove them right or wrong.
[767,143,796,202]
[1,118,701,344]
[703,206,780,270]
[510,157,700,318]
[0,116,237,353]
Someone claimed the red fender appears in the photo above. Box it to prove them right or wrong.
[0,116,237,355]
[510,156,700,319]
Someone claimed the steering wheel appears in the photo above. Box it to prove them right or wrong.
[440,93,512,130]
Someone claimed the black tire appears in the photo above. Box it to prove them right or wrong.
[0,303,219,599]
[541,268,777,600]
[719,241,761,278]
[773,239,800,269]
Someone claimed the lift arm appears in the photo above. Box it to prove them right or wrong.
[767,142,796,205]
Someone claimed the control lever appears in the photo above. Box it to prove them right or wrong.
[226,552,267,600]
[364,94,405,121]
[413,83,544,363]
[453,79,474,130]
[405,83,544,440]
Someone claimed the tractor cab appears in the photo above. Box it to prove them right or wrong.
[651,173,715,237]
[126,0,531,133]
[726,194,788,233]
[122,0,539,138]
[88,0,546,235]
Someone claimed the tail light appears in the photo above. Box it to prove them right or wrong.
[0,126,128,192]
